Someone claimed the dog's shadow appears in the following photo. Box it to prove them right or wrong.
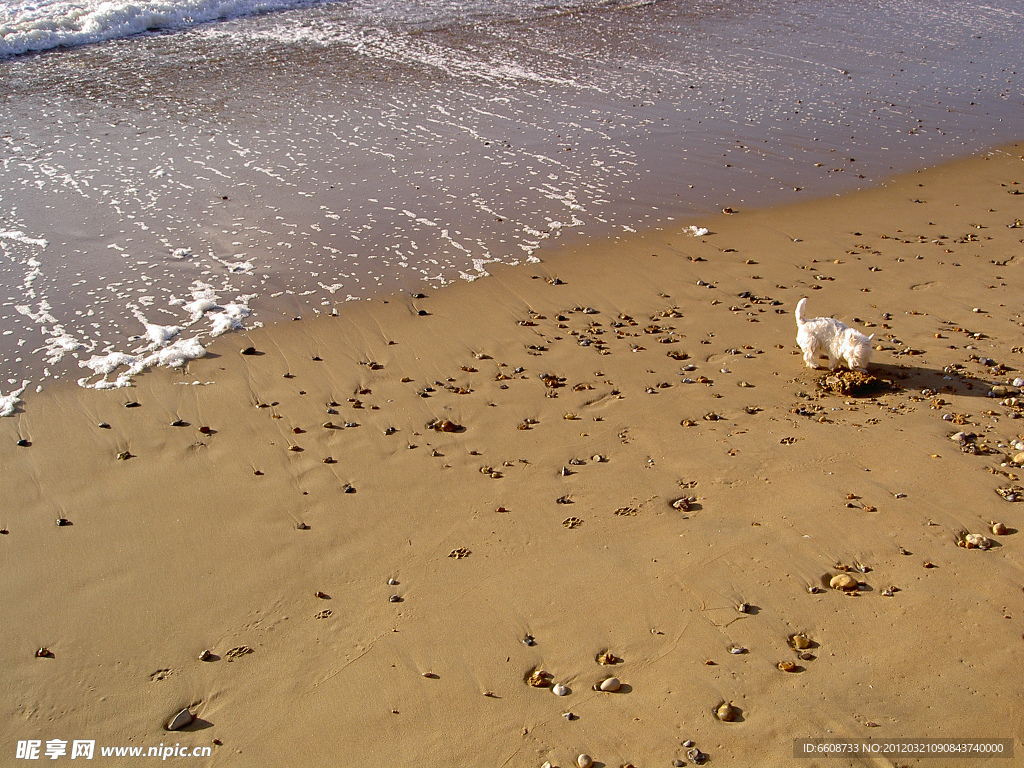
[871,362,1007,400]
[812,362,1005,401]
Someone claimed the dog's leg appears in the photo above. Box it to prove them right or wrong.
[802,345,820,369]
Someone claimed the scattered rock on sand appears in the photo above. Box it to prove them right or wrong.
[960,533,993,550]
[992,522,1008,535]
[715,701,738,721]
[597,677,621,692]
[527,669,552,688]
[166,707,193,731]
[577,754,593,768]
[830,573,859,591]
[790,633,812,650]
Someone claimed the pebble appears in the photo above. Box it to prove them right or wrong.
[688,747,707,765]
[962,533,993,550]
[1012,453,1024,465]
[98,422,110,429]
[166,708,193,732]
[16,438,29,447]
[1015,378,1024,388]
[241,346,258,355]
[389,595,403,602]
[790,633,812,650]
[198,649,213,661]
[830,573,858,591]
[683,740,694,748]
[552,683,569,696]
[673,760,686,767]
[388,578,399,586]
[992,522,1008,535]
[578,754,593,768]
[598,677,621,692]
[778,660,797,672]
[715,702,737,721]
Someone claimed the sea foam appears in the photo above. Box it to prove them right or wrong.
[0,0,325,58]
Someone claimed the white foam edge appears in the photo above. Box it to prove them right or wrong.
[0,381,29,417]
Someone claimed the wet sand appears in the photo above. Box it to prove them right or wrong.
[1,144,1023,765]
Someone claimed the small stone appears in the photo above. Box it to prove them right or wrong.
[431,419,462,432]
[683,740,695,748]
[552,683,569,696]
[992,522,1008,535]
[715,702,737,721]
[198,649,213,661]
[1012,453,1024,465]
[55,517,70,527]
[389,595,402,603]
[830,573,859,591]
[962,533,993,550]
[577,755,593,768]
[688,747,707,765]
[388,578,399,586]
[737,602,751,613]
[527,670,551,687]
[166,708,193,731]
[241,346,257,355]
[35,647,52,658]
[673,760,686,767]
[16,438,29,447]
[598,677,621,692]
[778,660,797,672]
[790,633,812,650]
[97,422,110,429]
[295,522,310,530]
[592,454,605,462]
[807,585,823,594]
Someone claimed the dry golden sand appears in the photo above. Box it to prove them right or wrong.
[2,145,1024,767]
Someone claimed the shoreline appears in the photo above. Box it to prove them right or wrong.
[4,0,1023,396]
[2,143,1023,766]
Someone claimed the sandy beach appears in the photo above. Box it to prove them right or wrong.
[2,143,1024,765]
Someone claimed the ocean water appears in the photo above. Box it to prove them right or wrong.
[0,0,1022,401]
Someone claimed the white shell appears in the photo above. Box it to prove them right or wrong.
[166,708,193,731]
[552,683,569,696]
[578,755,594,768]
[599,677,621,692]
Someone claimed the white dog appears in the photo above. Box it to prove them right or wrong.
[795,297,873,371]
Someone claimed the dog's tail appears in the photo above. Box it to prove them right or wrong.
[795,297,808,325]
